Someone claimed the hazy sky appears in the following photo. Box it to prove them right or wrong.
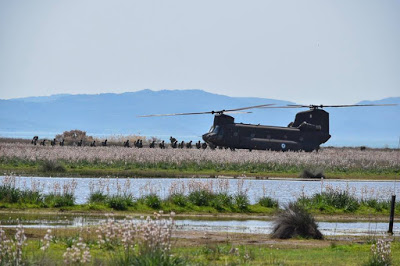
[0,0,399,104]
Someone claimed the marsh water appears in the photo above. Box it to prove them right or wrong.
[2,176,398,205]
[0,213,398,236]
[1,176,399,236]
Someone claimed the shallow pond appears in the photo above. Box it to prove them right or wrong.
[2,176,398,205]
[0,214,398,236]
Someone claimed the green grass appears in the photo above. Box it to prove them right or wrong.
[297,191,400,215]
[176,242,400,265]
[15,240,400,266]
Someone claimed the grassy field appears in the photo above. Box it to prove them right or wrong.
[0,143,399,179]
[1,214,399,265]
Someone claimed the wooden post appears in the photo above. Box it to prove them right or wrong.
[388,195,396,234]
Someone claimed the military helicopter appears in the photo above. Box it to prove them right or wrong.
[139,103,395,152]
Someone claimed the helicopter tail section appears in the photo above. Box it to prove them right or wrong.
[292,109,330,134]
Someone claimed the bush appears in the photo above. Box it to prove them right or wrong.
[211,193,233,211]
[362,199,390,212]
[0,185,21,203]
[300,168,325,178]
[44,193,75,207]
[298,190,360,212]
[143,194,162,209]
[55,129,94,145]
[107,194,135,210]
[168,193,188,207]
[0,185,42,204]
[39,160,66,173]
[234,193,249,212]
[88,191,108,204]
[271,203,323,239]
[258,196,278,208]
[188,190,213,206]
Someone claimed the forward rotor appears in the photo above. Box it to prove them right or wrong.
[137,104,274,117]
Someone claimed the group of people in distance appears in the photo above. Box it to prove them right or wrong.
[31,136,208,149]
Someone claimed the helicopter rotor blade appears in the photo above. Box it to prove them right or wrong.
[137,104,273,117]
[260,104,397,109]
[223,111,253,114]
[287,104,398,108]
[137,111,214,117]
[222,104,275,112]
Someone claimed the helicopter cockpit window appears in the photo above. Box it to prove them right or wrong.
[212,126,220,134]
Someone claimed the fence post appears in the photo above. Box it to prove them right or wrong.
[388,195,396,235]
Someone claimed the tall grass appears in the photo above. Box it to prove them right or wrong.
[1,143,399,176]
[298,189,360,212]
[0,175,76,207]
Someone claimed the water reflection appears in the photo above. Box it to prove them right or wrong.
[0,214,398,236]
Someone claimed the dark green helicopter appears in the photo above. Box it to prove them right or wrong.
[139,103,395,152]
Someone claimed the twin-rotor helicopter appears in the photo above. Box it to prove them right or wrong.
[139,103,395,152]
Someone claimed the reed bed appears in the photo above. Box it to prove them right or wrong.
[0,212,183,265]
[0,143,399,175]
[1,175,399,214]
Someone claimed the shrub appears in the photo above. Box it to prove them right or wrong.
[143,194,162,209]
[271,203,323,239]
[300,168,324,178]
[258,196,278,208]
[298,189,360,212]
[107,194,134,210]
[362,199,390,212]
[55,129,94,145]
[211,193,233,211]
[88,191,108,204]
[188,190,213,206]
[168,193,188,207]
[39,160,66,173]
[0,185,19,203]
[44,193,75,207]
[234,193,249,212]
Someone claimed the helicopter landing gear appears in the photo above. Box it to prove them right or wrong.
[208,143,216,150]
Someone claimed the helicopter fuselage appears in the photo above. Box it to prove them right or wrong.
[202,109,331,152]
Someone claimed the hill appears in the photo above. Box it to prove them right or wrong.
[0,90,399,147]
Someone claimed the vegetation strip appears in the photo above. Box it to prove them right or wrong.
[1,143,400,179]
[1,175,399,216]
[0,213,398,265]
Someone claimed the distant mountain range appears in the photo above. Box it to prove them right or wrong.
[0,90,399,148]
